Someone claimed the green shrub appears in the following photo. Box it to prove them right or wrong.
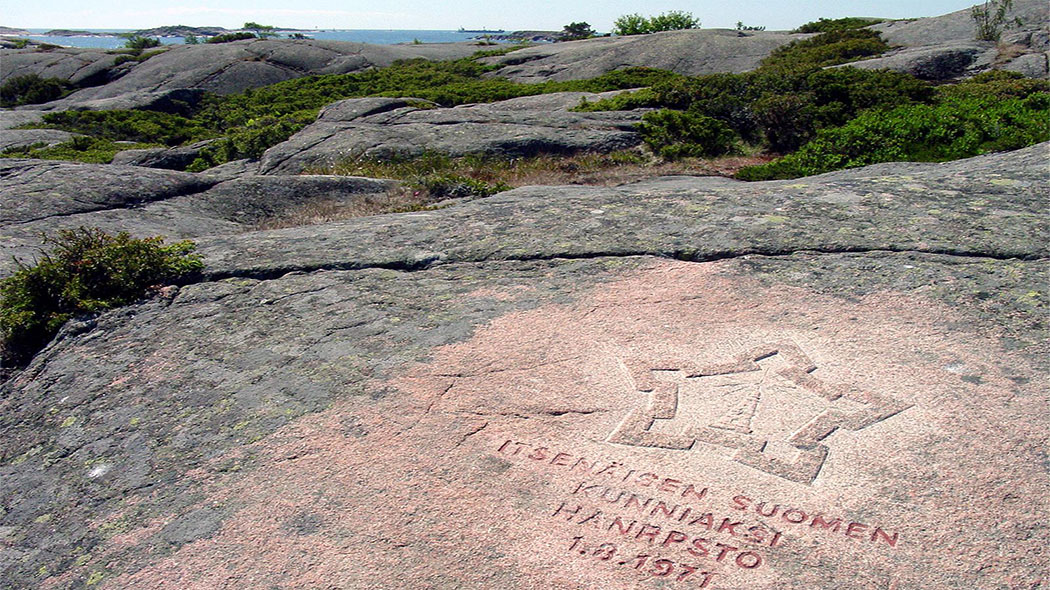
[794,17,885,33]
[10,38,31,49]
[0,228,203,365]
[760,29,890,72]
[940,71,1048,101]
[188,114,311,169]
[971,0,1016,41]
[124,35,161,50]
[613,11,700,35]
[31,110,213,146]
[572,67,938,156]
[206,32,257,43]
[648,11,700,32]
[573,87,663,112]
[612,14,651,36]
[113,49,165,65]
[243,22,279,39]
[0,136,161,164]
[638,109,739,158]
[561,22,596,40]
[420,174,510,199]
[0,74,71,107]
[736,92,1050,180]
[751,93,817,152]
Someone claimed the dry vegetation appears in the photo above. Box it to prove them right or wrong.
[249,150,772,229]
[320,150,770,188]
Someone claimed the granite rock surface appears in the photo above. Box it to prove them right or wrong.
[256,92,647,175]
[1,144,1047,590]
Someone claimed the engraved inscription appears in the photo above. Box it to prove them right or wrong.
[608,341,911,484]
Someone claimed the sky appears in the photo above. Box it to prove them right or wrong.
[1,0,985,32]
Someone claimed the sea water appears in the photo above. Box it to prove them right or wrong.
[12,29,499,50]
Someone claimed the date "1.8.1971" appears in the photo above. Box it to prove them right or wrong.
[568,536,716,587]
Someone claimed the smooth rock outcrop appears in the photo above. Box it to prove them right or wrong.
[842,42,991,80]
[109,140,215,170]
[861,0,1050,79]
[0,159,395,274]
[0,46,127,87]
[258,92,646,174]
[871,0,1048,48]
[19,39,484,111]
[0,110,78,151]
[485,29,804,83]
[1,144,1047,589]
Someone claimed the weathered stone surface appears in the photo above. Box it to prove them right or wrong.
[0,159,219,226]
[871,0,1047,48]
[28,39,484,110]
[0,160,394,274]
[843,42,989,80]
[258,91,646,174]
[0,111,79,151]
[1000,51,1050,78]
[0,110,46,130]
[866,0,1049,78]
[236,144,1048,275]
[486,29,804,83]
[109,140,215,170]
[0,46,125,87]
[1,144,1047,589]
[0,128,77,151]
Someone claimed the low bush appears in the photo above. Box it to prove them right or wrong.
[206,32,258,43]
[0,228,203,365]
[583,67,934,156]
[420,174,510,199]
[31,110,213,146]
[0,136,162,164]
[638,109,739,158]
[794,17,885,33]
[939,70,1048,100]
[736,92,1050,179]
[759,29,890,73]
[751,93,817,152]
[321,149,680,193]
[0,74,71,107]
[124,35,161,51]
[187,114,312,170]
[113,49,166,65]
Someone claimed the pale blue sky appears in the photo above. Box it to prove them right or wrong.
[1,0,982,32]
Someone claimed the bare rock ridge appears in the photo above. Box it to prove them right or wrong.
[480,29,803,83]
[852,0,1049,79]
[257,92,647,174]
[1,143,1047,589]
[0,159,395,275]
[1,39,484,111]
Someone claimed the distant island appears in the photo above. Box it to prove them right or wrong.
[43,30,113,37]
[130,25,231,37]
[457,28,505,33]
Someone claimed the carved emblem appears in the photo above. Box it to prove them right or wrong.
[608,342,910,484]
